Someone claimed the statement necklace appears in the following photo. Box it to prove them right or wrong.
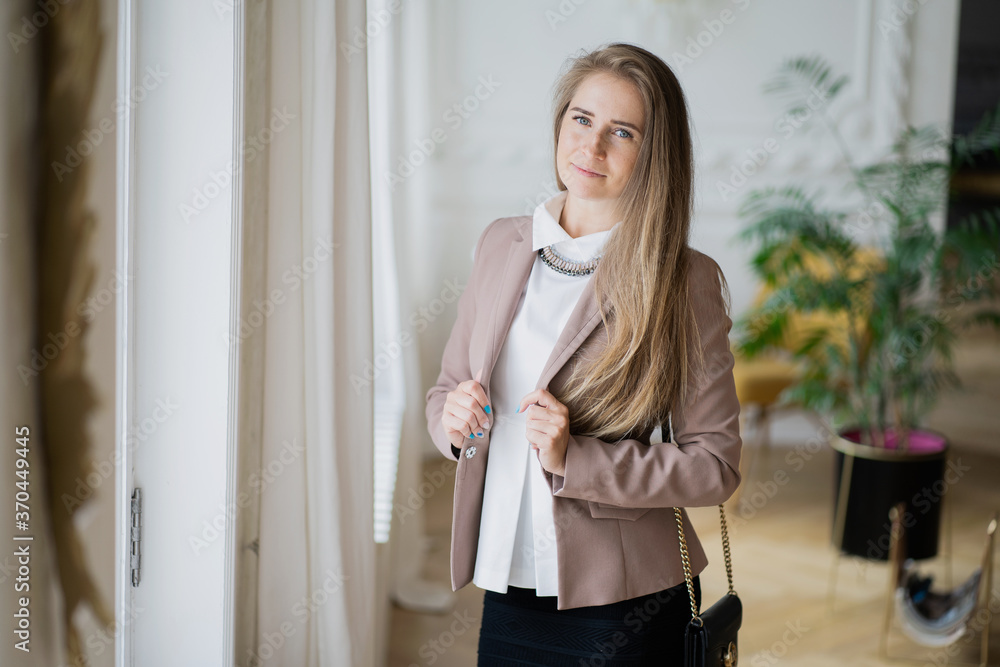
[538,245,603,276]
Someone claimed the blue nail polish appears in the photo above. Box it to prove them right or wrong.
[477,431,484,437]
[469,434,475,439]
[515,405,520,413]
[484,405,491,414]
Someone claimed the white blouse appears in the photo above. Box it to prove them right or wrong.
[472,190,620,596]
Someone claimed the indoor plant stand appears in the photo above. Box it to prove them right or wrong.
[826,427,955,614]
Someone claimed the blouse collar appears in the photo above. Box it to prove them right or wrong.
[531,190,621,262]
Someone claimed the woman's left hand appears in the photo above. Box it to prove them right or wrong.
[517,389,569,477]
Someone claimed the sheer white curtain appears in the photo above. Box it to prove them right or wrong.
[367,0,459,620]
[258,1,375,665]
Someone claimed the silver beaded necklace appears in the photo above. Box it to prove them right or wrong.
[538,244,603,276]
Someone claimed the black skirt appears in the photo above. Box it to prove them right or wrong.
[477,576,700,666]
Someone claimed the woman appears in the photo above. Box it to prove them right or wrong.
[424,42,743,666]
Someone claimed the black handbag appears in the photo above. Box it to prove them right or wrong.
[673,504,742,667]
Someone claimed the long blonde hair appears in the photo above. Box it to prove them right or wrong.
[550,42,727,441]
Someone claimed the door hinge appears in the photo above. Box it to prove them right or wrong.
[130,488,142,587]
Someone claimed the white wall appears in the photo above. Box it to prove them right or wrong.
[411,0,961,454]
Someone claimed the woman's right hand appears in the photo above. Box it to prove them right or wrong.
[441,367,491,449]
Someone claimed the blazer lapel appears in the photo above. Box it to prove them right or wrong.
[480,216,610,399]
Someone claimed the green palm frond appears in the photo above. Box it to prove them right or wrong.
[732,300,792,357]
[951,99,1000,168]
[889,124,952,159]
[762,54,848,117]
[858,160,950,221]
[957,309,1000,329]
[792,325,835,359]
[738,186,855,274]
[938,209,1000,305]
[782,371,847,416]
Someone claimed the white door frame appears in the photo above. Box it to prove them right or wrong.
[113,1,265,664]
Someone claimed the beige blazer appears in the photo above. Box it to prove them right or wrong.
[424,214,743,610]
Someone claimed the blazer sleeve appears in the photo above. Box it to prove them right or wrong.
[424,217,503,461]
[546,253,743,508]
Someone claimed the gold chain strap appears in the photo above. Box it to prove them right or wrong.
[673,504,736,625]
[719,504,735,593]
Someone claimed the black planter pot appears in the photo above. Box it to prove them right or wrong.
[830,427,949,561]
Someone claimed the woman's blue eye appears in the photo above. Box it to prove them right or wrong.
[573,115,632,139]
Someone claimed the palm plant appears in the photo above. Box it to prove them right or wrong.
[733,55,1000,452]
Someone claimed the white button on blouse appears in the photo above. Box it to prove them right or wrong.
[472,190,620,596]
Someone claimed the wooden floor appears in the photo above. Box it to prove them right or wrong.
[389,328,1000,666]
